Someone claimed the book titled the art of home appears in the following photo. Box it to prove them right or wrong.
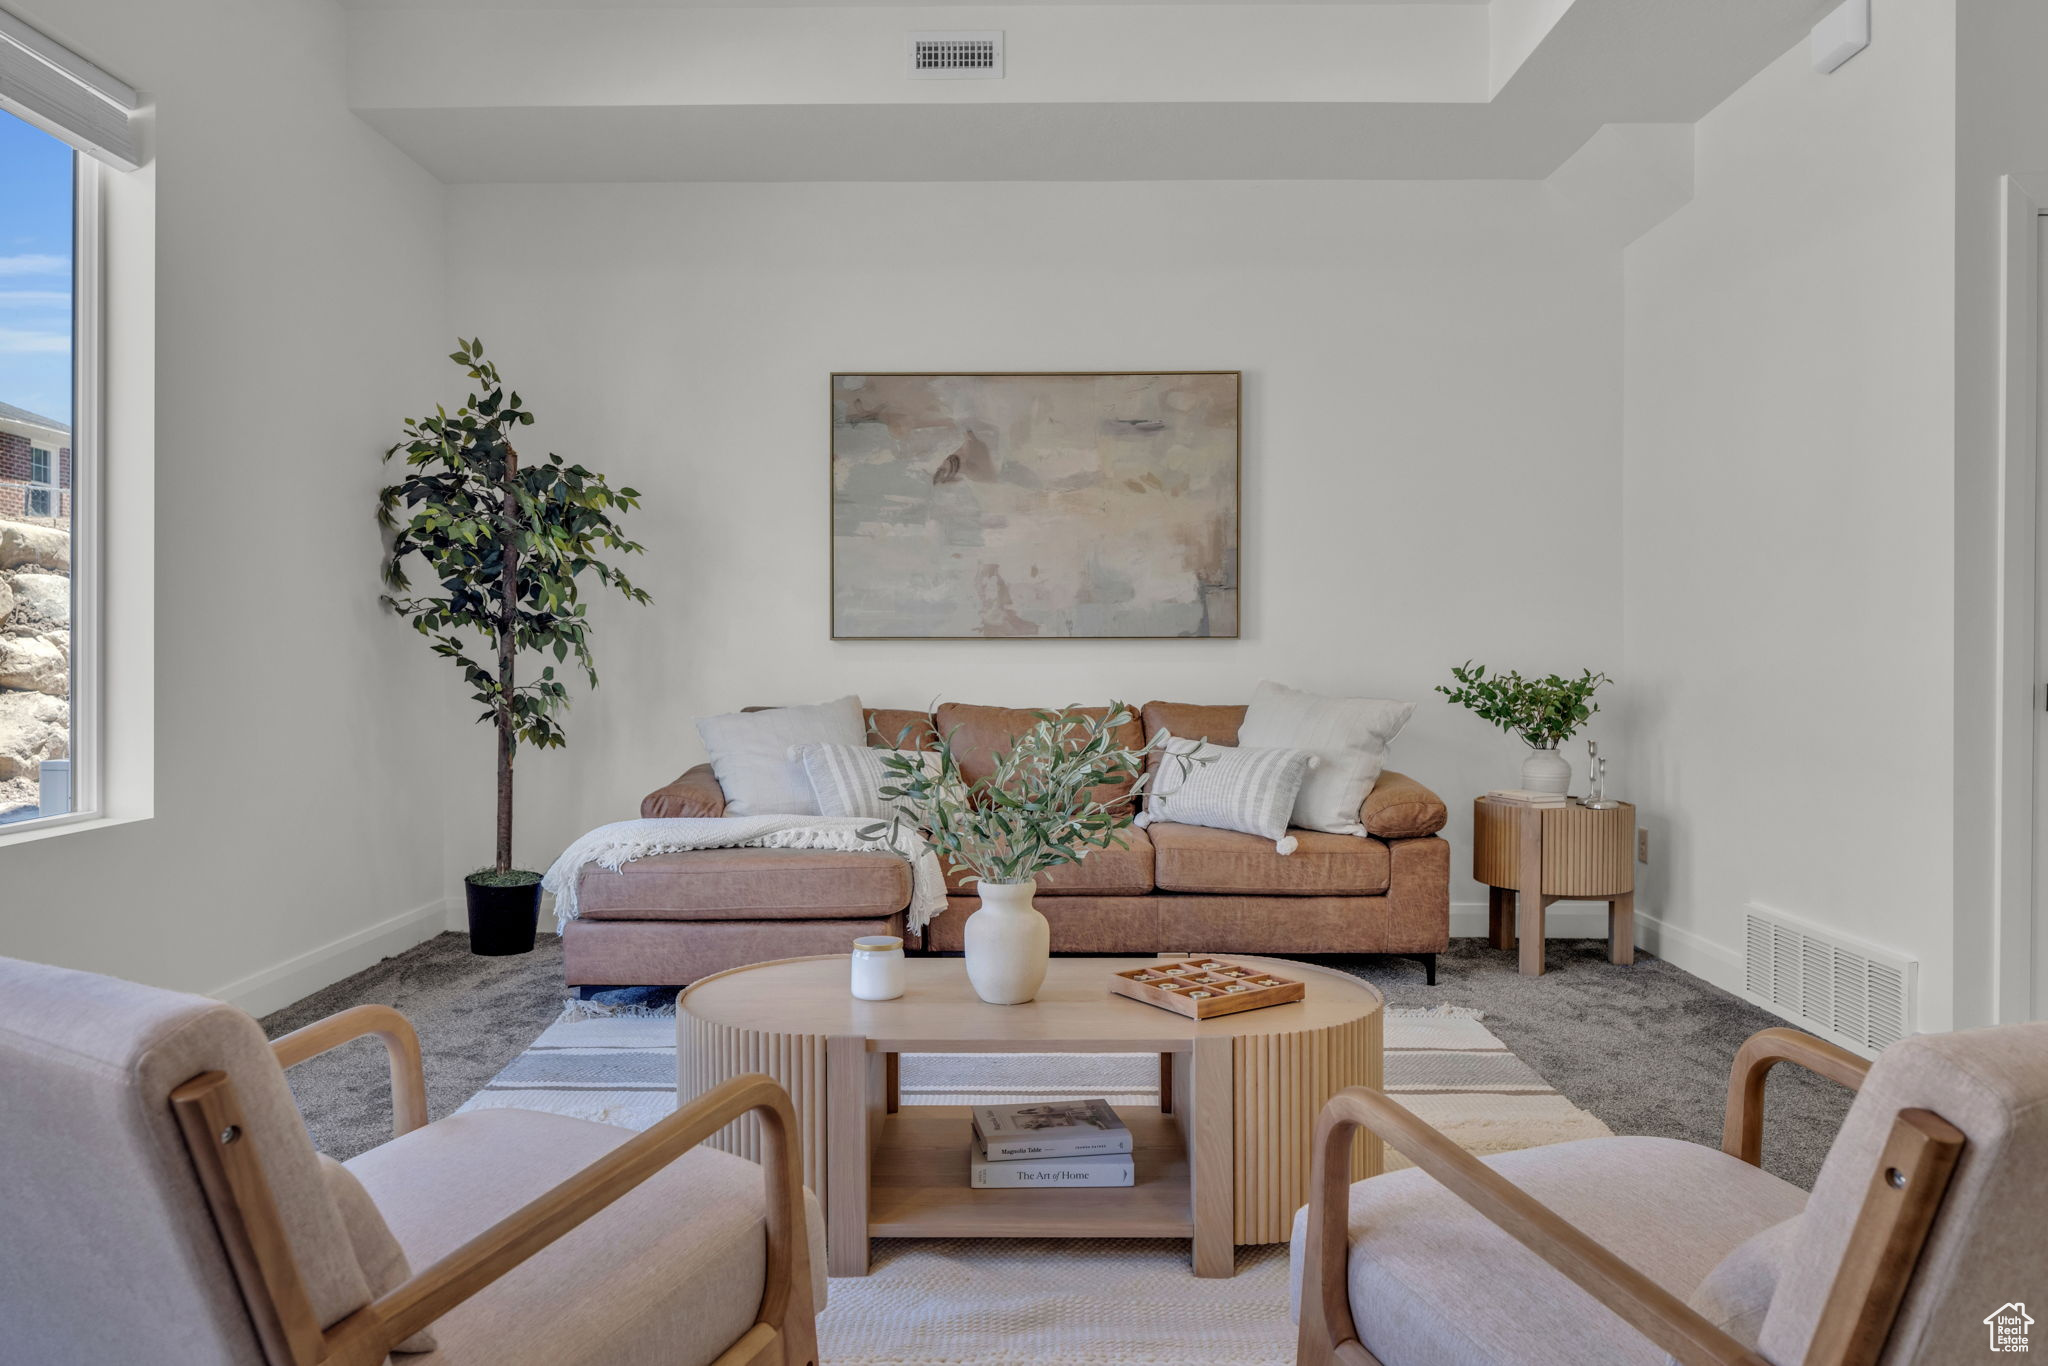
[968,1146,1135,1188]
[970,1098,1134,1160]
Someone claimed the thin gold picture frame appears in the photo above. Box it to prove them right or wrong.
[829,370,1244,641]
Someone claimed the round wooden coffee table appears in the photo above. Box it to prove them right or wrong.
[678,954,1383,1278]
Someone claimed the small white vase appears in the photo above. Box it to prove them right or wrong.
[963,879,1051,1005]
[1521,744,1571,795]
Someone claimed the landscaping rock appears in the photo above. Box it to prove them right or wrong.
[0,689,66,781]
[0,520,69,572]
[7,573,65,626]
[0,634,67,696]
[0,576,12,626]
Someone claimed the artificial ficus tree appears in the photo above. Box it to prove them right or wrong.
[379,339,651,878]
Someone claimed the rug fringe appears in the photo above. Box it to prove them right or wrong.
[555,1000,1482,1022]
[1384,1004,1485,1020]
[555,1000,680,1023]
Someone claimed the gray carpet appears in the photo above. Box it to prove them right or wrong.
[264,933,1854,1187]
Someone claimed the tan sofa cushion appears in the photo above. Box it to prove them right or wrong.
[564,915,904,986]
[934,702,1146,806]
[576,848,910,921]
[942,828,1155,897]
[640,764,727,819]
[1150,822,1390,895]
[1361,770,1449,839]
[1140,700,1244,747]
[924,895,1161,953]
[347,1108,826,1366]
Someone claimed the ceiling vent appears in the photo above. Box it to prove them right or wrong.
[1742,903,1915,1056]
[908,31,1003,80]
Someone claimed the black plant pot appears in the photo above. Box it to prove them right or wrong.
[465,878,542,956]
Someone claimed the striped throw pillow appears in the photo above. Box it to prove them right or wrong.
[1137,736,1318,854]
[792,743,939,821]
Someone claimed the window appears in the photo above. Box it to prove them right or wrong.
[0,109,80,826]
[0,10,138,838]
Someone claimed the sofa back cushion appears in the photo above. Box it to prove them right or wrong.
[1141,701,1246,748]
[932,703,1146,807]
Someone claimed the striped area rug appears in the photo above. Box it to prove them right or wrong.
[454,1004,1610,1165]
[454,1003,1609,1366]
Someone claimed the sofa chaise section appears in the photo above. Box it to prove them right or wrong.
[564,845,912,987]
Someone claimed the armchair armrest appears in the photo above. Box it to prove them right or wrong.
[1361,770,1447,839]
[1721,1026,1869,1166]
[272,1005,427,1140]
[1299,1086,1769,1366]
[642,762,727,819]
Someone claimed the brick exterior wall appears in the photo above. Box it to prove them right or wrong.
[0,429,72,523]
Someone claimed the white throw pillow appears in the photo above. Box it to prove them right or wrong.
[793,742,940,822]
[1237,680,1415,836]
[695,695,865,816]
[1136,737,1318,853]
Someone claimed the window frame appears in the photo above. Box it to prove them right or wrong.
[2,152,100,835]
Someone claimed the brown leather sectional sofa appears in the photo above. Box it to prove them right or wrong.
[562,701,1451,989]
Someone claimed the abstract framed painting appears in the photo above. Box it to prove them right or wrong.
[830,371,1241,639]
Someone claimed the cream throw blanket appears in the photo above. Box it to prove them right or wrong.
[542,816,949,934]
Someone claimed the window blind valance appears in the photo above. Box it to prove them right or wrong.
[0,6,141,170]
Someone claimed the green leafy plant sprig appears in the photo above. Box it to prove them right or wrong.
[861,704,1207,886]
[1436,662,1611,749]
[379,339,651,875]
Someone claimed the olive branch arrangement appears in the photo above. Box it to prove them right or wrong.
[861,704,1208,885]
[1436,662,1612,748]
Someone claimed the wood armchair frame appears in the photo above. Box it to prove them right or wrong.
[1297,1026,1963,1366]
[172,1008,818,1366]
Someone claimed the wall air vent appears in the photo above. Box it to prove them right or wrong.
[1741,903,1915,1056]
[908,31,1003,80]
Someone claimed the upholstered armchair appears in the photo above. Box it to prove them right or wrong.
[0,955,823,1366]
[1293,1023,2048,1366]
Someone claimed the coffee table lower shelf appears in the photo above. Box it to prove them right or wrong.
[867,1105,1193,1240]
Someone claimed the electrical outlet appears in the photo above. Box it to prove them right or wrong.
[1637,827,1649,864]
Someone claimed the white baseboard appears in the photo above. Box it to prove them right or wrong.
[1633,910,1744,993]
[209,898,450,1018]
[1447,900,1615,939]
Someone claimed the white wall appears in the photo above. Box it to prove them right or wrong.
[440,179,1627,927]
[0,0,452,1013]
[1620,0,1959,1023]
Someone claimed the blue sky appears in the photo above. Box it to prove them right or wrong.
[0,110,72,427]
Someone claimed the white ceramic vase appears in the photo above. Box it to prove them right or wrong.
[1521,743,1571,795]
[963,879,1051,1005]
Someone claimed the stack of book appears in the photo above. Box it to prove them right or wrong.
[968,1099,1135,1188]
[1485,788,1573,807]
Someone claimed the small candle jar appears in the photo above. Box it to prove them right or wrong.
[850,936,906,1001]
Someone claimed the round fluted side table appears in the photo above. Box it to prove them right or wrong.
[677,953,1384,1279]
[1472,796,1637,976]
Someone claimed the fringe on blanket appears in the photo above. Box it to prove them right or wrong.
[556,999,679,1023]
